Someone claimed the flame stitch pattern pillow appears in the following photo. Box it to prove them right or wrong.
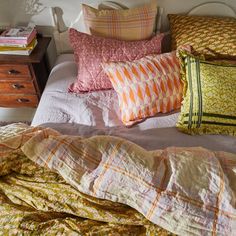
[168,14,236,59]
[103,51,183,126]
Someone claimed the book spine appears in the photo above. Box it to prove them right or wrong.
[0,50,31,55]
[26,30,37,44]
[0,39,37,51]
[0,42,28,47]
[0,38,28,44]
[0,40,37,55]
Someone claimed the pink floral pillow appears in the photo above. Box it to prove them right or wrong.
[69,28,164,93]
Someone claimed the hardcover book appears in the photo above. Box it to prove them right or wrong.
[0,39,38,55]
[0,26,37,45]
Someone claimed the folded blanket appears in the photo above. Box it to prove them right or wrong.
[1,123,236,235]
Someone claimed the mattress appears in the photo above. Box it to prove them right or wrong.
[32,54,236,153]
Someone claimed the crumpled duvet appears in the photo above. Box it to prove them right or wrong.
[1,123,236,235]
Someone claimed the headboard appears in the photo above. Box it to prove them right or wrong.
[188,2,236,16]
[52,1,236,55]
[52,1,162,55]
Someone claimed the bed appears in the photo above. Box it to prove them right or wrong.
[1,1,236,235]
[31,1,236,153]
[31,53,236,153]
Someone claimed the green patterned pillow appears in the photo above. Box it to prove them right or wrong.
[177,52,236,136]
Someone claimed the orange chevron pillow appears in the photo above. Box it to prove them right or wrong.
[103,51,183,126]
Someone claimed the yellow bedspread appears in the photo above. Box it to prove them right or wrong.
[0,124,173,235]
[1,123,236,235]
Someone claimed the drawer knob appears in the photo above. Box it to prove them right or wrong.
[17,98,30,103]
[12,84,25,89]
[8,69,20,75]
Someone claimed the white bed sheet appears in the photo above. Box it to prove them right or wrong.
[32,54,236,153]
[32,54,179,129]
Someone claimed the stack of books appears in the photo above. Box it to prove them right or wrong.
[0,26,37,55]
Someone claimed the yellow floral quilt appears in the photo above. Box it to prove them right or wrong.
[0,123,173,235]
[1,123,236,235]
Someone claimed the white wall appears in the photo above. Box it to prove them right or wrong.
[1,0,235,30]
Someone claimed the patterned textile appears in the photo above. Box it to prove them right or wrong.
[18,124,236,236]
[103,51,183,126]
[1,124,236,235]
[69,29,164,93]
[82,1,158,41]
[0,123,174,235]
[168,14,236,59]
[177,52,236,135]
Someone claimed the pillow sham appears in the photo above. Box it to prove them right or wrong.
[177,52,236,136]
[82,1,158,41]
[69,28,164,93]
[168,14,236,59]
[103,51,183,126]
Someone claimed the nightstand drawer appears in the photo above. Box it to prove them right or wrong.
[0,81,35,94]
[0,64,32,80]
[0,37,51,108]
[0,95,39,107]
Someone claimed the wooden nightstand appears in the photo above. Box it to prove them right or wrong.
[0,37,51,108]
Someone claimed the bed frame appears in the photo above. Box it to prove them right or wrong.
[52,1,163,55]
[52,1,236,55]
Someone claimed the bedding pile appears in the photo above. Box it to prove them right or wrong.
[1,123,236,235]
[34,1,236,138]
[0,124,172,235]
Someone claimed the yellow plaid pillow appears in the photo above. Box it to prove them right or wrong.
[168,14,236,59]
[82,1,158,41]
